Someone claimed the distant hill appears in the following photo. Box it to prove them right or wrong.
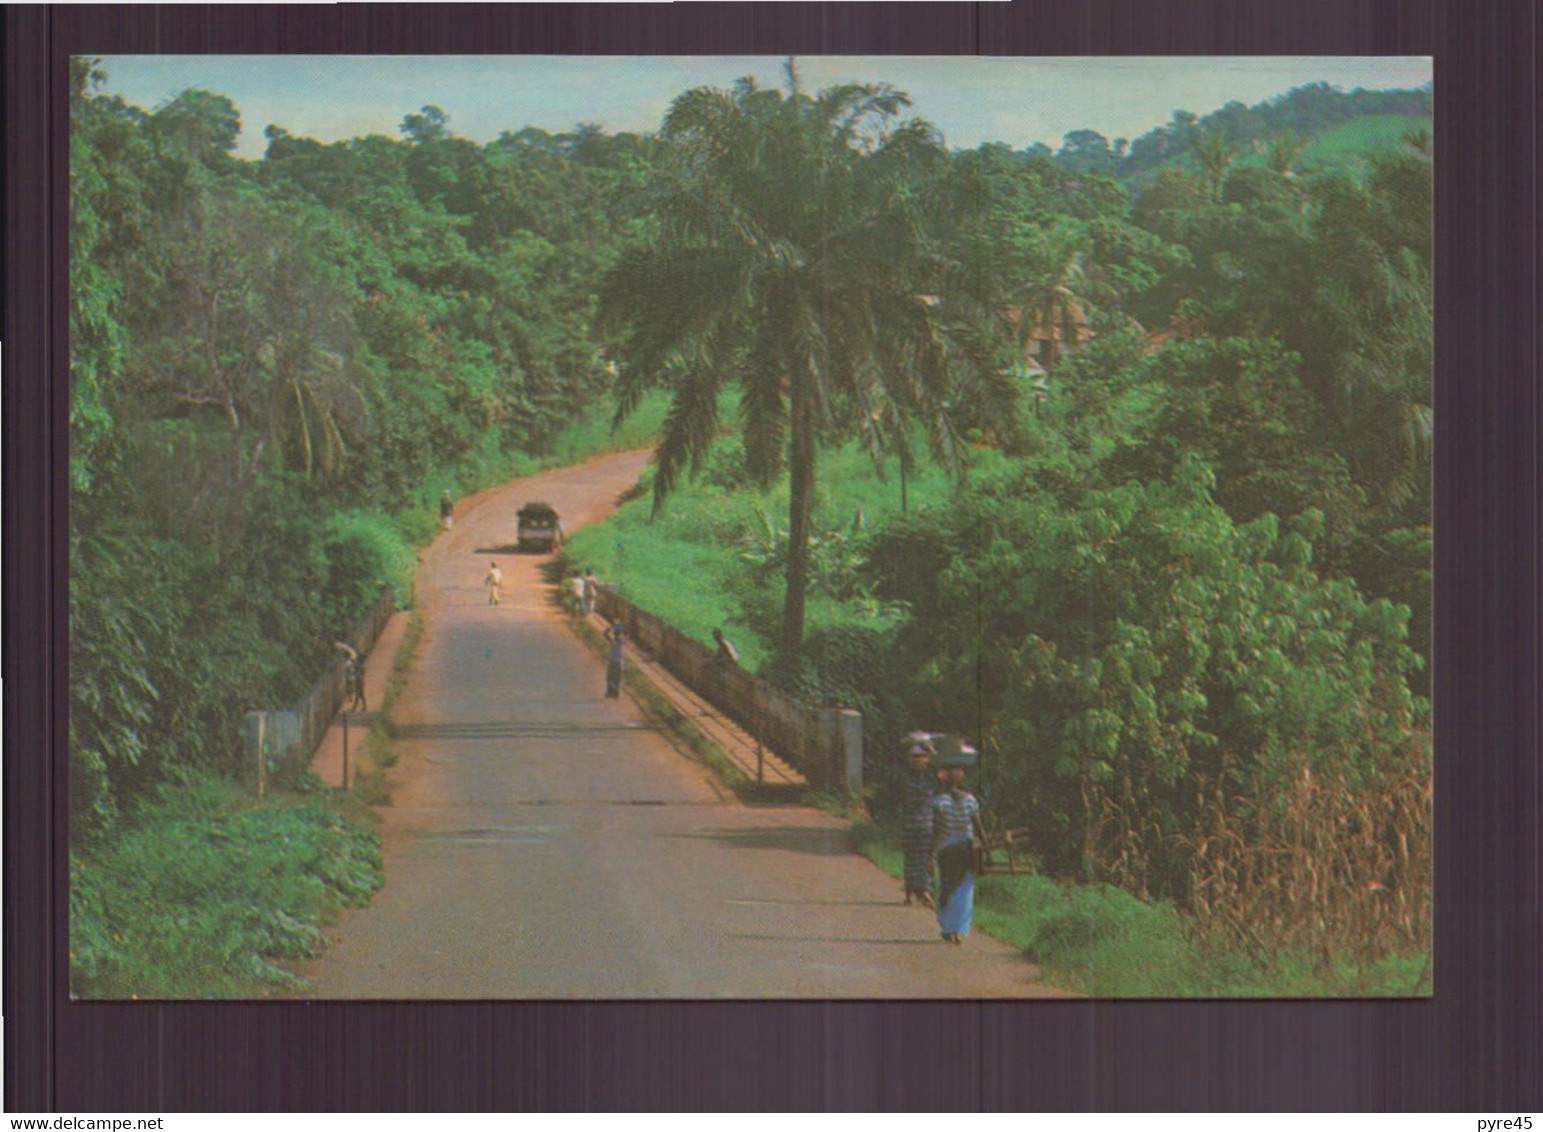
[1293,113,1432,171]
[1039,82,1433,186]
[1124,112,1432,185]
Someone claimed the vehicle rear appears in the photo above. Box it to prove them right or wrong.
[516,503,562,553]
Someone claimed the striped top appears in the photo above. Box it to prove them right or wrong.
[931,791,980,847]
[901,774,936,840]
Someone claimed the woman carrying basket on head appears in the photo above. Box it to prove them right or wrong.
[930,741,984,944]
[900,733,937,908]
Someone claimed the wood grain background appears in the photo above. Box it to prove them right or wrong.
[6,0,1537,1111]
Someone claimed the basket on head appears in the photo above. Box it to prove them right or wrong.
[932,734,979,769]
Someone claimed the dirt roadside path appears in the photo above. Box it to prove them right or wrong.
[296,449,1067,998]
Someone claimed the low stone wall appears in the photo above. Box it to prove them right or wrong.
[593,587,862,791]
[243,584,395,791]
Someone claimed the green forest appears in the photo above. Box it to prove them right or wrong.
[70,57,1432,996]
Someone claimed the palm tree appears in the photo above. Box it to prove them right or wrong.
[1187,125,1234,200]
[1328,247,1432,509]
[1258,130,1307,178]
[1002,221,1095,372]
[599,61,956,659]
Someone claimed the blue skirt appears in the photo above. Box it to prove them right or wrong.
[936,839,976,937]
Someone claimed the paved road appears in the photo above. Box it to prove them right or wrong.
[298,450,1065,998]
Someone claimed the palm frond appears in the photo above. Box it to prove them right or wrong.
[651,360,725,513]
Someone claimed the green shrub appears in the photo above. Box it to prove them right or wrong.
[324,510,419,610]
[974,873,1200,996]
[548,389,672,463]
[70,772,382,998]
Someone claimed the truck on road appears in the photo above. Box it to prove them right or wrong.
[516,502,564,553]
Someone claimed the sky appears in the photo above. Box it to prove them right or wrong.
[96,55,1433,160]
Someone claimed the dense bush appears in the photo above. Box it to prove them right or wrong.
[865,450,1428,959]
[70,774,382,997]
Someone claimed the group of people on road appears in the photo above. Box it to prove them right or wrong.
[569,570,599,617]
[900,734,986,944]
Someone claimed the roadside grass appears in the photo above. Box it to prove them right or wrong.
[563,433,961,672]
[70,772,383,999]
[546,389,673,465]
[850,817,1430,998]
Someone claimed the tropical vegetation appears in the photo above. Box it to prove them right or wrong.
[70,55,1432,993]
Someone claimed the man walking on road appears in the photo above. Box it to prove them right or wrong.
[485,561,503,605]
[604,619,627,698]
[335,641,368,713]
[440,490,455,531]
[708,627,739,715]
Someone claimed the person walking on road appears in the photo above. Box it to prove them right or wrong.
[707,627,740,716]
[900,735,937,908]
[334,641,368,712]
[712,627,739,666]
[604,619,627,699]
[582,570,598,617]
[931,754,985,944]
[485,561,503,606]
[346,654,368,712]
[440,490,456,531]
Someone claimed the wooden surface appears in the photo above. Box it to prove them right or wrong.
[6,0,1539,1111]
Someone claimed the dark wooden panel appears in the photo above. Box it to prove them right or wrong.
[4,2,62,1115]
[8,0,1538,1113]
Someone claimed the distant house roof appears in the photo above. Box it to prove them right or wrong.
[1142,311,1207,353]
[1001,302,1094,343]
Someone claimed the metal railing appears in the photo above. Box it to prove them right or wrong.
[592,587,862,791]
[244,584,396,790]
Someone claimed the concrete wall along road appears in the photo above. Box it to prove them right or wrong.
[244,584,396,791]
[593,587,862,792]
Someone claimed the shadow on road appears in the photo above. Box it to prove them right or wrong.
[725,906,901,913]
[393,721,660,741]
[728,934,943,946]
[667,826,854,856]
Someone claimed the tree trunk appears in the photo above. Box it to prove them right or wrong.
[782,375,816,660]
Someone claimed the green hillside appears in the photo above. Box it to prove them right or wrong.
[1295,113,1433,170]
[1131,112,1431,185]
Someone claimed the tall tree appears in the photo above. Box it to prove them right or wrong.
[599,61,956,659]
[997,221,1098,372]
[1258,130,1307,177]
[1187,125,1235,200]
